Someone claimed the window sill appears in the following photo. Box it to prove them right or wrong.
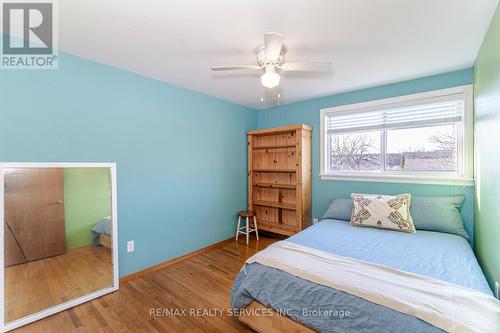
[318,173,474,186]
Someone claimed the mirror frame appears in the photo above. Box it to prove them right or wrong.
[0,162,119,332]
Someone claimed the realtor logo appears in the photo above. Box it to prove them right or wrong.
[1,0,58,69]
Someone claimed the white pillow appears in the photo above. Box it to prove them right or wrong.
[350,193,416,233]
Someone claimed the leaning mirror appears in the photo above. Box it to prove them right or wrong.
[1,163,118,331]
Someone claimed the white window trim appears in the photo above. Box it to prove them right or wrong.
[319,85,474,186]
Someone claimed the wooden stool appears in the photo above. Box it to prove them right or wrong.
[236,211,259,244]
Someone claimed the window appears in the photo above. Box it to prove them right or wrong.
[320,86,473,185]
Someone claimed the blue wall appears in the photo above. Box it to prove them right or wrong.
[0,47,475,277]
[0,52,257,276]
[258,69,475,239]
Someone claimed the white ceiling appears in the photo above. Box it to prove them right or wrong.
[55,0,498,109]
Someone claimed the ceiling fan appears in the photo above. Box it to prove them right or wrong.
[211,32,332,89]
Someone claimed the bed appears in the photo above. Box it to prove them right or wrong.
[91,216,112,249]
[231,219,497,332]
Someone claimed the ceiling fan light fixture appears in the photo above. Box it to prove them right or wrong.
[261,66,280,88]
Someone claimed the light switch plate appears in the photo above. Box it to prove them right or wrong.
[127,240,135,253]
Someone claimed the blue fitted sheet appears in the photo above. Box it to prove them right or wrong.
[231,219,491,332]
[290,219,491,294]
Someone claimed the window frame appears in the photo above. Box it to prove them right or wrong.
[319,85,474,186]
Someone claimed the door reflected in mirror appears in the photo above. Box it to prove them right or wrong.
[3,167,114,324]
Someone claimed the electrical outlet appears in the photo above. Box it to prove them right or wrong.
[127,240,135,253]
[313,218,319,225]
[495,281,499,300]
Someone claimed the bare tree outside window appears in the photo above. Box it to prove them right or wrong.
[385,125,457,171]
[327,125,458,173]
[329,132,381,171]
[429,131,457,163]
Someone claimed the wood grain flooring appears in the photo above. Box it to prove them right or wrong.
[11,235,280,333]
[5,246,113,324]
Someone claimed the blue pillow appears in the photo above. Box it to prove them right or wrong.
[410,196,468,240]
[322,196,468,240]
[322,198,353,221]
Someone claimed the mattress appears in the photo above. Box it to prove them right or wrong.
[231,219,492,332]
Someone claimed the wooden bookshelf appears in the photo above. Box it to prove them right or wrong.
[253,168,296,173]
[253,200,296,210]
[254,183,296,189]
[248,124,312,236]
[252,144,296,149]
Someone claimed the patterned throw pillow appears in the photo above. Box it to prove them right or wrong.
[350,193,416,233]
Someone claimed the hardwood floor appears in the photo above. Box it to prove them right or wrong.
[11,235,280,333]
[5,246,113,324]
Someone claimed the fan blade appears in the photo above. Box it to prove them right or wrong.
[211,65,261,71]
[281,62,332,72]
[264,32,283,63]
